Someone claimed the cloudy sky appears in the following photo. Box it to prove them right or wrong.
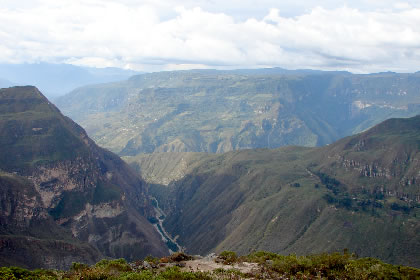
[1,0,420,73]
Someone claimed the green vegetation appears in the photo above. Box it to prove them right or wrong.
[124,152,209,186]
[320,176,417,215]
[212,268,248,279]
[218,251,238,265]
[244,251,420,279]
[0,87,90,171]
[136,116,420,268]
[1,252,419,279]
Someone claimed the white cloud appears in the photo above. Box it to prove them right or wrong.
[0,0,419,72]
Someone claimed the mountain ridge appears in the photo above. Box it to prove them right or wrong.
[128,115,420,267]
[0,86,167,269]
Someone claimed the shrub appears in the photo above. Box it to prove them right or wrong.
[119,270,154,280]
[158,266,212,280]
[0,266,34,280]
[390,202,410,213]
[95,258,132,274]
[144,255,160,265]
[218,251,238,265]
[169,252,192,262]
[0,267,17,280]
[271,254,313,275]
[213,268,247,279]
[71,262,89,271]
[32,269,59,280]
[245,251,279,264]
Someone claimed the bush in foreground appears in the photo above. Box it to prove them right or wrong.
[0,251,419,279]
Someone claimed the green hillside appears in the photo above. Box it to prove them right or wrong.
[56,70,420,155]
[0,86,91,172]
[124,152,212,186]
[129,115,420,267]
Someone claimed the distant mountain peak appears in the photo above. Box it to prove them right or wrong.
[0,63,142,98]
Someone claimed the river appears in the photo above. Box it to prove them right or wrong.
[150,196,183,253]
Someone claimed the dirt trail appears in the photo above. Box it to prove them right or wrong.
[181,256,259,274]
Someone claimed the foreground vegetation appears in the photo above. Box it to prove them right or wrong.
[1,251,419,279]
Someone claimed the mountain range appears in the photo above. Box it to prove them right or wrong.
[56,70,420,156]
[1,69,420,269]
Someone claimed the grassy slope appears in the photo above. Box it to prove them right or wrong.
[130,116,420,267]
[0,86,90,172]
[314,115,420,201]
[124,152,212,186]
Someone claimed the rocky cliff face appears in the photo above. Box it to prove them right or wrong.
[0,171,102,269]
[0,86,167,269]
[316,115,420,202]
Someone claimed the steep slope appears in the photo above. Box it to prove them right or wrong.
[124,152,211,186]
[0,86,167,269]
[136,116,420,267]
[56,70,420,155]
[0,171,101,269]
[315,115,420,198]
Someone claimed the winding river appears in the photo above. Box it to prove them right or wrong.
[150,196,182,253]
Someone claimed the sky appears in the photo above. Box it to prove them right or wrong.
[1,0,420,73]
